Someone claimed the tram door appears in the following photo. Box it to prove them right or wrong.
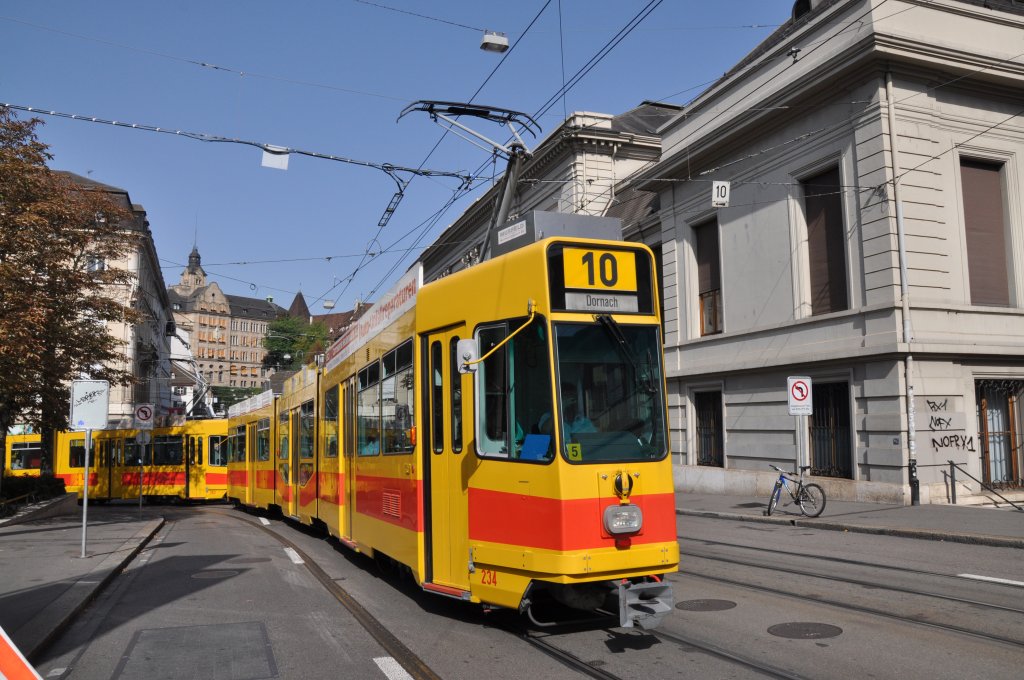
[343,377,357,539]
[247,422,258,504]
[425,328,470,589]
[185,435,205,500]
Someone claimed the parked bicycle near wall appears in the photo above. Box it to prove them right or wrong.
[765,464,826,517]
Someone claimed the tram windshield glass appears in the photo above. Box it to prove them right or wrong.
[553,320,667,463]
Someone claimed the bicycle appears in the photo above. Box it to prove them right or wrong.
[765,465,826,518]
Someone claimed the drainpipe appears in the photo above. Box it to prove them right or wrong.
[887,71,919,505]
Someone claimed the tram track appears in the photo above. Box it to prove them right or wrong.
[650,628,813,680]
[209,508,443,680]
[687,536,1024,593]
[679,563,1024,650]
[683,546,1024,616]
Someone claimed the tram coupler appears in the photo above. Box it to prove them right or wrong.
[616,579,673,630]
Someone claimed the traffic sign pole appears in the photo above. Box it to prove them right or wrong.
[81,429,91,559]
[787,377,813,471]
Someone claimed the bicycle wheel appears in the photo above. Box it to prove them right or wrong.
[798,483,826,517]
[766,482,782,516]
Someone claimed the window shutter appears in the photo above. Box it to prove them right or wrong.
[961,160,1009,306]
[803,167,848,315]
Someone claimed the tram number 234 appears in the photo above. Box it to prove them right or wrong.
[564,248,637,292]
[480,569,499,586]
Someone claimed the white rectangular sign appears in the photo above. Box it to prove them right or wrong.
[787,376,813,416]
[70,380,109,430]
[712,180,731,208]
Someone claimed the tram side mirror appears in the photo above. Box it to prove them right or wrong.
[457,339,479,374]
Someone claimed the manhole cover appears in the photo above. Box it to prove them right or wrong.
[190,570,240,579]
[229,557,272,564]
[767,622,843,639]
[676,599,737,612]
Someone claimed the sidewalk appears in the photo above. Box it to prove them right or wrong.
[0,502,163,662]
[677,491,1024,549]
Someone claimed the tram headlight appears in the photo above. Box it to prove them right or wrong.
[604,504,643,535]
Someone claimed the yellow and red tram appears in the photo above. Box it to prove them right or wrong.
[3,433,44,479]
[54,419,229,502]
[230,235,678,628]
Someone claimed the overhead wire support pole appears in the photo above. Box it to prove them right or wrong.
[397,101,541,262]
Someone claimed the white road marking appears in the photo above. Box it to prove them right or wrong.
[374,657,413,680]
[47,668,67,677]
[959,573,1024,588]
[259,517,270,526]
[283,547,304,565]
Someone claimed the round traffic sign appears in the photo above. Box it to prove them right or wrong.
[791,380,809,402]
[135,431,152,446]
[134,404,153,421]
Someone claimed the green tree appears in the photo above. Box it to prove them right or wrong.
[262,316,328,370]
[0,107,138,472]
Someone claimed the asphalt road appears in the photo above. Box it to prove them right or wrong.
[34,507,1024,679]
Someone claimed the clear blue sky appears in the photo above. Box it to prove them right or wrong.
[3,0,794,312]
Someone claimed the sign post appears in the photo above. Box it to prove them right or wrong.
[134,405,154,516]
[70,380,109,559]
[787,377,813,471]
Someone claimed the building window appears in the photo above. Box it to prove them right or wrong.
[694,391,724,467]
[961,159,1010,306]
[802,167,848,315]
[809,382,852,479]
[976,380,1023,488]
[86,255,106,273]
[695,219,722,335]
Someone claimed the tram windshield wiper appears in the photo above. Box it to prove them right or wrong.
[594,314,657,394]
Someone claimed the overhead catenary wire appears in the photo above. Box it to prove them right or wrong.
[0,14,409,104]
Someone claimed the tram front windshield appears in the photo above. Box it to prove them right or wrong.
[553,321,667,463]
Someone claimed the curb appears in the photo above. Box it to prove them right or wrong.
[15,517,165,663]
[0,494,78,528]
[677,508,1024,550]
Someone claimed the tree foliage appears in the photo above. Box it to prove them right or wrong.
[261,315,329,371]
[0,107,139,466]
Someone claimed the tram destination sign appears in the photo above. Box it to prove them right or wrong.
[562,247,639,313]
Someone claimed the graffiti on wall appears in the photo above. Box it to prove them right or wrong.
[916,397,974,455]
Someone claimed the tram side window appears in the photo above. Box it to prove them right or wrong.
[450,337,463,453]
[382,339,414,455]
[230,426,246,463]
[11,442,42,470]
[358,360,381,456]
[324,386,339,458]
[68,439,90,468]
[475,319,553,461]
[299,400,315,459]
[125,441,142,466]
[153,436,184,466]
[431,341,443,454]
[279,412,289,459]
[257,418,271,461]
[209,435,227,466]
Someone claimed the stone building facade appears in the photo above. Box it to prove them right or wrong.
[63,173,175,427]
[168,247,284,390]
[627,0,1024,504]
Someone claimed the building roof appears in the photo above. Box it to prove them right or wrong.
[288,292,311,320]
[610,101,683,136]
[225,294,285,319]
